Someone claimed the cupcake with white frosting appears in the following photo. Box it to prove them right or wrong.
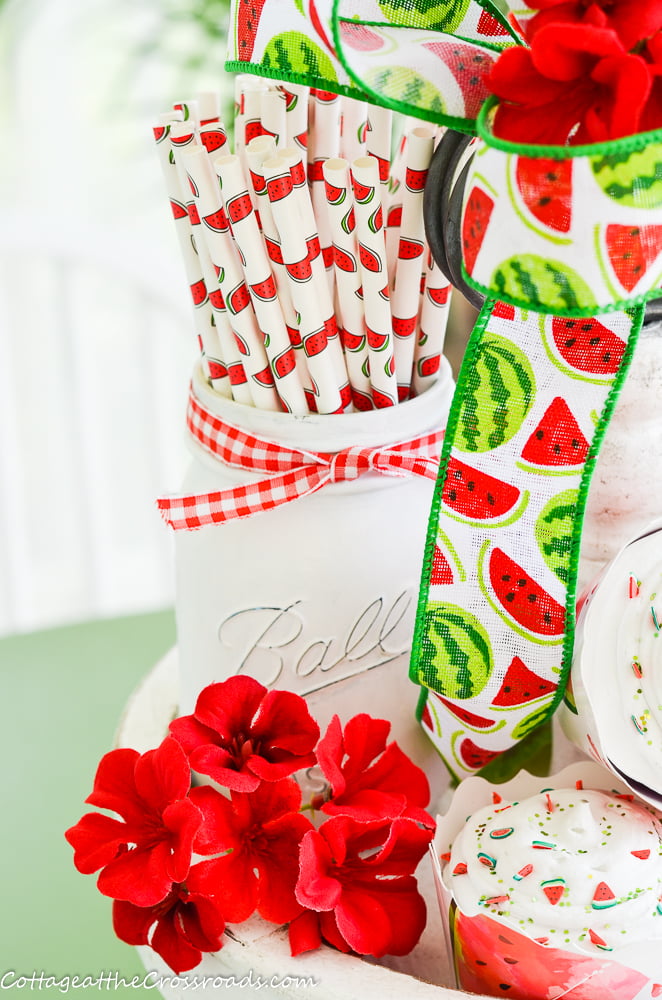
[561,520,662,808]
[433,763,662,999]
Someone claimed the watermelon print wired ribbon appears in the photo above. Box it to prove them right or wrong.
[157,384,444,529]
[226,0,662,775]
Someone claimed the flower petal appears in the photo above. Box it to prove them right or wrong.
[194,676,267,740]
[531,22,625,82]
[188,745,261,791]
[96,844,174,906]
[112,897,159,945]
[364,817,434,877]
[150,909,202,975]
[255,811,313,924]
[133,737,191,812]
[288,911,322,956]
[188,785,242,854]
[161,798,203,883]
[251,689,320,757]
[334,889,394,956]
[341,714,391,779]
[188,744,260,791]
[169,714,221,755]
[589,52,651,139]
[65,812,130,874]
[315,715,346,796]
[296,829,343,911]
[189,854,258,923]
[84,748,144,822]
[179,893,226,953]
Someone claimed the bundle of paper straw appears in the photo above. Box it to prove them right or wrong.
[152,79,452,414]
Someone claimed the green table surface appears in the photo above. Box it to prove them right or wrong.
[0,610,177,994]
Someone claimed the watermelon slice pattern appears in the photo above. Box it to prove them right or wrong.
[413,299,643,776]
[226,0,515,126]
[461,142,662,314]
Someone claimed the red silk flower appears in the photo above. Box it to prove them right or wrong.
[169,675,320,792]
[293,815,432,957]
[188,779,314,925]
[522,0,662,50]
[315,713,434,827]
[65,738,202,907]
[489,21,654,144]
[112,863,226,974]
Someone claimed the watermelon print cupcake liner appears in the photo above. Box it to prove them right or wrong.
[461,101,662,318]
[560,520,662,811]
[432,761,662,998]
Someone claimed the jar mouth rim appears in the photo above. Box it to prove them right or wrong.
[190,358,455,451]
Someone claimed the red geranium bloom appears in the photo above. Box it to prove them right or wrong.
[113,862,226,974]
[489,22,653,143]
[314,714,434,828]
[294,815,432,957]
[522,0,662,50]
[188,779,314,925]
[65,738,202,906]
[169,676,320,792]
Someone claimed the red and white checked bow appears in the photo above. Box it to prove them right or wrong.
[158,387,444,530]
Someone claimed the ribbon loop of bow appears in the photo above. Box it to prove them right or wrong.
[157,386,444,530]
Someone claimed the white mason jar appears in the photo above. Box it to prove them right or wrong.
[578,321,662,595]
[174,360,455,770]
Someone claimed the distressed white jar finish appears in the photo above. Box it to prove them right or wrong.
[175,361,454,769]
[579,322,662,595]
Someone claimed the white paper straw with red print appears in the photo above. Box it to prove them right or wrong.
[278,146,350,408]
[350,156,398,408]
[215,153,309,415]
[308,89,342,282]
[390,126,435,400]
[246,136,316,409]
[181,143,281,411]
[412,254,452,395]
[341,96,368,163]
[322,157,372,411]
[262,155,347,414]
[170,131,254,406]
[153,119,230,395]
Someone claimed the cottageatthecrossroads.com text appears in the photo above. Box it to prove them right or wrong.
[0,972,319,992]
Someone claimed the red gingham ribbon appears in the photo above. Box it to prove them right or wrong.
[157,386,444,530]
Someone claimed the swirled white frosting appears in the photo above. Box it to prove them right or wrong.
[443,787,662,953]
[565,524,662,804]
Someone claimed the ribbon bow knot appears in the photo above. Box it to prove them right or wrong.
[157,386,444,530]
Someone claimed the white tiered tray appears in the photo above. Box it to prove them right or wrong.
[116,650,495,1000]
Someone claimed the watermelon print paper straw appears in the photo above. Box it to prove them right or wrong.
[350,156,398,408]
[173,143,253,406]
[245,136,316,406]
[341,96,368,164]
[278,147,351,406]
[153,120,230,395]
[263,155,345,414]
[234,75,267,167]
[412,254,452,396]
[308,89,342,281]
[323,157,372,411]
[195,90,220,125]
[181,143,281,411]
[365,104,393,207]
[214,153,308,415]
[173,99,199,125]
[260,88,287,147]
[279,82,309,151]
[198,122,228,158]
[390,126,435,399]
